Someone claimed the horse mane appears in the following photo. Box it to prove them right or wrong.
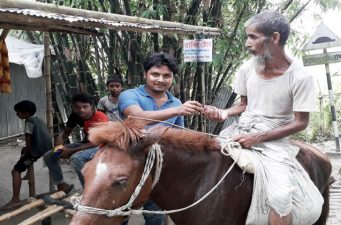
[88,119,148,150]
[157,128,220,152]
[89,118,220,152]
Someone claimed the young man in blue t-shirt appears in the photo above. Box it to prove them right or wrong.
[119,52,202,126]
[118,52,203,225]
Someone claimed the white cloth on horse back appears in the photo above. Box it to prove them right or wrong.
[222,58,323,225]
[219,114,323,225]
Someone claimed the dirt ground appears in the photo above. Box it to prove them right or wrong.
[0,136,340,225]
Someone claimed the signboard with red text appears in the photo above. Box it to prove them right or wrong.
[183,39,212,62]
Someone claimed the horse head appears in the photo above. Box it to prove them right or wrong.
[69,119,160,225]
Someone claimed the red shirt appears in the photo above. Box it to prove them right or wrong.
[83,111,109,134]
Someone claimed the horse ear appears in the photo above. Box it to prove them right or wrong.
[128,131,160,153]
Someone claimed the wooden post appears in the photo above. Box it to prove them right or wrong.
[196,34,206,132]
[44,31,53,225]
[27,165,35,197]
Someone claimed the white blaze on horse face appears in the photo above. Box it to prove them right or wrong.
[94,159,109,184]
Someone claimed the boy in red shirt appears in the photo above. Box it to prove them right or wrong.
[44,93,108,191]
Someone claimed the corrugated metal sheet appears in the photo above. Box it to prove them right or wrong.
[0,63,46,139]
[0,8,218,35]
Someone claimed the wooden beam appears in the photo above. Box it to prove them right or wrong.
[0,0,220,35]
[0,12,217,36]
[0,16,102,36]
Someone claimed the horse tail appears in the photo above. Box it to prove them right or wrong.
[313,176,335,225]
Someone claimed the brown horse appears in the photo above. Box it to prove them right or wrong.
[69,119,332,225]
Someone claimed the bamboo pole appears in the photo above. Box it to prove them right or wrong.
[18,205,64,225]
[44,32,53,139]
[17,193,78,225]
[0,0,220,35]
[0,191,66,222]
[64,209,75,217]
[43,31,54,225]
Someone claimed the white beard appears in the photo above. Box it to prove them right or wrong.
[254,45,272,73]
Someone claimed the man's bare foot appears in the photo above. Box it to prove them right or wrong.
[0,200,23,211]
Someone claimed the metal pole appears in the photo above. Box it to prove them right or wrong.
[324,49,340,152]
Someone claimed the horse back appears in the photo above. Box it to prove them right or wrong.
[292,140,332,192]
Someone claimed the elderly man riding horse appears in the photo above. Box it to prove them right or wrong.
[204,10,323,225]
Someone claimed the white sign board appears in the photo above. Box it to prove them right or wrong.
[303,51,341,66]
[183,39,212,62]
[303,23,341,51]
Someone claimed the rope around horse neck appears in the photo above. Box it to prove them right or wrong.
[71,142,238,217]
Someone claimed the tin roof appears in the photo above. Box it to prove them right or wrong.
[0,1,221,36]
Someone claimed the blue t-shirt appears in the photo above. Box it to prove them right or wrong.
[118,85,184,127]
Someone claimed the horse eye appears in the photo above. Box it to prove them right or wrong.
[112,177,128,187]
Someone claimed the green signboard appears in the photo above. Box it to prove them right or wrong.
[303,51,341,66]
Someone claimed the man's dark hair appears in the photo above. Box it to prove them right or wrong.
[106,75,123,85]
[71,93,94,105]
[14,100,36,115]
[143,52,178,74]
[245,10,290,46]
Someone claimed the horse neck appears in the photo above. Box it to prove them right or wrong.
[150,145,234,210]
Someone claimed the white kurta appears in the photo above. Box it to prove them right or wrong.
[221,58,324,225]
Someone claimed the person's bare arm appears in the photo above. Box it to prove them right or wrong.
[122,101,203,122]
[233,111,309,148]
[203,96,247,122]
